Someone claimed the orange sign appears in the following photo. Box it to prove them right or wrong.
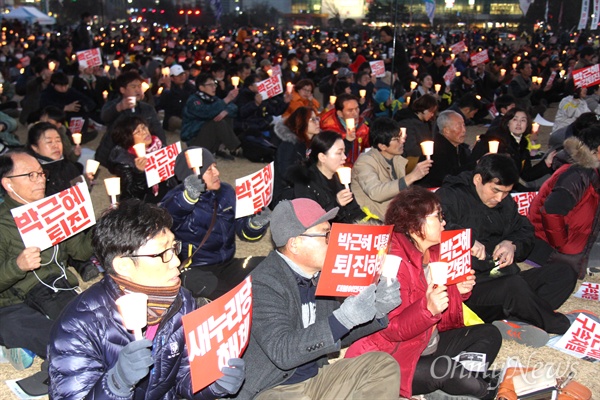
[316,223,393,297]
[183,277,252,393]
[440,229,472,285]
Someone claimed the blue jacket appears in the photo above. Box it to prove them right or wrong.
[160,183,266,267]
[181,92,238,143]
[48,275,215,399]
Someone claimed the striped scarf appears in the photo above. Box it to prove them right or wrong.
[112,275,181,326]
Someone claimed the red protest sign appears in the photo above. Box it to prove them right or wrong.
[256,75,283,100]
[443,64,457,85]
[306,60,317,72]
[183,277,252,393]
[574,282,600,301]
[11,182,96,251]
[510,192,538,216]
[370,60,386,78]
[450,41,468,55]
[316,223,393,297]
[573,64,600,88]
[235,162,274,218]
[271,65,282,77]
[470,49,489,66]
[76,48,103,69]
[144,142,182,187]
[440,229,472,285]
[69,117,85,134]
[327,53,337,67]
[555,313,600,361]
[546,71,557,89]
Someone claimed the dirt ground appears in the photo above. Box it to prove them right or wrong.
[1,106,599,399]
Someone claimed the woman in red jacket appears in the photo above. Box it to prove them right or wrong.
[345,186,501,399]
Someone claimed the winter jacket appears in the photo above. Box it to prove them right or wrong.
[470,126,551,187]
[31,152,81,196]
[48,275,217,400]
[181,91,238,143]
[39,85,96,121]
[528,137,600,273]
[552,96,590,133]
[288,163,367,224]
[393,108,433,159]
[508,75,533,110]
[108,145,169,204]
[345,233,467,398]
[272,120,309,207]
[157,81,196,129]
[436,171,535,280]
[96,98,166,168]
[160,183,266,268]
[0,196,92,308]
[281,90,320,119]
[319,108,370,166]
[415,133,472,189]
[234,88,288,134]
[233,251,387,399]
[351,149,408,220]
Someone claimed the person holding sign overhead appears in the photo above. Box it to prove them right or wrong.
[0,150,93,395]
[346,186,501,399]
[233,198,401,399]
[48,199,245,399]
[108,116,170,204]
[160,147,269,300]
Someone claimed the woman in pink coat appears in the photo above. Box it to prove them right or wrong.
[345,186,501,399]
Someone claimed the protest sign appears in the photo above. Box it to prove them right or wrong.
[316,223,393,297]
[443,64,457,85]
[183,277,252,393]
[554,313,600,361]
[327,53,337,67]
[573,64,600,88]
[450,41,468,54]
[76,48,103,69]
[12,182,95,251]
[69,117,85,134]
[256,75,283,100]
[271,65,282,77]
[574,282,600,301]
[510,192,538,216]
[306,60,317,72]
[440,229,472,285]
[144,142,182,187]
[235,162,274,218]
[370,60,386,78]
[470,49,489,66]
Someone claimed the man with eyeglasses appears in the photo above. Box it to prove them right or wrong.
[233,198,401,399]
[48,199,245,399]
[181,72,242,160]
[352,117,432,220]
[0,150,93,395]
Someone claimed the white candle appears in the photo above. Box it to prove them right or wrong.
[133,143,146,157]
[434,84,441,93]
[488,140,500,153]
[86,159,100,176]
[531,122,540,134]
[330,95,337,105]
[71,133,82,145]
[410,81,418,90]
[185,148,204,176]
[104,177,121,205]
[336,167,352,190]
[345,118,355,131]
[115,293,148,340]
[420,140,434,160]
[231,76,240,88]
[286,82,293,94]
[359,89,366,98]
[161,67,170,76]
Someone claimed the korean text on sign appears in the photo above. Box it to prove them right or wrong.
[440,229,472,285]
[11,182,96,251]
[235,162,274,219]
[316,223,393,297]
[443,65,457,85]
[370,60,386,78]
[256,76,283,100]
[450,41,468,55]
[510,192,538,216]
[183,277,252,392]
[144,142,182,187]
[573,64,600,88]
[69,117,85,134]
[76,48,103,69]
[555,313,600,361]
[470,49,489,66]
[574,282,600,301]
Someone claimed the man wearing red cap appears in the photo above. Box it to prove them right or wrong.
[232,198,401,399]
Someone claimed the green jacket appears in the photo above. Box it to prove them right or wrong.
[0,196,93,307]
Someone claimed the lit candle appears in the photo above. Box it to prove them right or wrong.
[104,65,111,74]
[512,63,517,70]
[104,177,121,205]
[267,69,273,77]
[488,140,500,153]
[112,59,120,68]
[157,87,164,95]
[231,76,240,88]
[141,81,150,93]
[161,67,170,76]
[185,148,203,176]
[48,61,56,71]
[102,90,108,100]
[359,89,366,98]
[420,141,434,160]
[286,82,293,94]
[86,159,100,176]
[532,122,540,134]
[345,118,355,131]
[330,95,336,105]
[410,81,418,90]
[413,69,418,77]
[500,68,506,77]
[72,133,82,145]
[434,83,441,93]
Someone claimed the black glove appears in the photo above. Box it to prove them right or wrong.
[249,207,271,229]
[184,175,206,201]
[106,339,154,397]
[208,358,245,396]
[332,284,377,329]
[374,278,401,319]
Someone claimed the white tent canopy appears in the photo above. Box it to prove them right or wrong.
[1,7,56,25]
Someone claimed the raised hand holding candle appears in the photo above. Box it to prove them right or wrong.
[133,143,146,157]
[116,293,148,340]
[185,148,203,176]
[410,81,418,90]
[231,76,240,88]
[336,167,352,190]
[72,133,82,145]
[420,140,434,160]
[434,83,441,94]
[488,140,500,153]
[428,262,449,286]
[104,177,121,205]
[161,67,170,76]
[345,118,355,131]
[112,59,120,69]
[381,254,402,286]
[128,96,137,113]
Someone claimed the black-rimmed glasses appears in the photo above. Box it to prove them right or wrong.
[299,231,331,244]
[129,240,182,263]
[6,170,47,182]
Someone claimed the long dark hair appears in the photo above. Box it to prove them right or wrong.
[308,130,343,165]
[284,107,313,146]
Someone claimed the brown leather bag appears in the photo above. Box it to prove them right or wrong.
[496,367,592,400]
[557,381,592,400]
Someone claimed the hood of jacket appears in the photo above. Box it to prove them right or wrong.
[563,136,600,169]
[274,119,301,144]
